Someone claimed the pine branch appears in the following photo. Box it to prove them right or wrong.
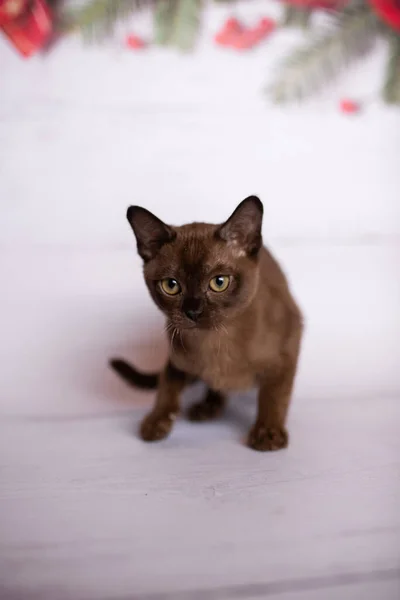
[153,0,202,51]
[153,0,174,46]
[59,0,154,42]
[383,33,400,105]
[282,6,312,29]
[269,5,380,103]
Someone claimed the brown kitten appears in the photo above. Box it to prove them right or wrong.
[110,196,303,451]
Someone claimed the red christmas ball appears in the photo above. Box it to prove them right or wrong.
[369,0,400,31]
[339,99,361,114]
[125,34,146,49]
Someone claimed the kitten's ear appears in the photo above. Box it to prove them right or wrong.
[126,206,175,262]
[217,196,263,256]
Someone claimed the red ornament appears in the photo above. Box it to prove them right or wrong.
[339,99,361,114]
[256,17,277,36]
[0,0,52,57]
[224,17,243,33]
[0,0,26,25]
[281,0,348,8]
[214,17,244,46]
[232,30,259,50]
[232,17,276,50]
[125,33,146,49]
[369,0,400,31]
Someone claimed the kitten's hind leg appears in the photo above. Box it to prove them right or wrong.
[188,389,226,422]
[140,361,188,442]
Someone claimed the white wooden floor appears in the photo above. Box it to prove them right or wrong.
[1,2,400,598]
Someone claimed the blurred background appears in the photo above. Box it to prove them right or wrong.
[0,1,400,599]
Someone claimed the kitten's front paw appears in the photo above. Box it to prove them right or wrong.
[247,423,288,452]
[140,412,175,442]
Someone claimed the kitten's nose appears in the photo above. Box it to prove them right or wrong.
[183,298,203,322]
[185,308,202,322]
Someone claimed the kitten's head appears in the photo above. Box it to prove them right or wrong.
[126,196,263,330]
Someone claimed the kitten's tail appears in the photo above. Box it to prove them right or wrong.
[109,358,159,390]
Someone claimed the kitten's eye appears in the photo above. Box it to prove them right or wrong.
[160,278,181,296]
[209,275,230,293]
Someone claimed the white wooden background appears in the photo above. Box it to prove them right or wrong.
[0,2,400,598]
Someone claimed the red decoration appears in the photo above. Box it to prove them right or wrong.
[232,17,276,50]
[232,30,258,50]
[214,17,244,46]
[0,0,26,25]
[281,0,347,8]
[256,17,277,36]
[125,33,146,49]
[369,0,400,31]
[0,0,52,57]
[339,99,361,114]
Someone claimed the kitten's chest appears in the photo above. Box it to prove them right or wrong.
[171,330,256,392]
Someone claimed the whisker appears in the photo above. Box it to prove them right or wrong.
[164,321,173,334]
[212,323,221,358]
[171,327,177,349]
[179,328,186,353]
[164,322,178,351]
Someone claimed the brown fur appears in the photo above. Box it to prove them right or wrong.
[111,196,303,451]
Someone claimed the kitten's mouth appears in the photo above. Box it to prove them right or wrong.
[170,318,210,332]
[182,321,205,330]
